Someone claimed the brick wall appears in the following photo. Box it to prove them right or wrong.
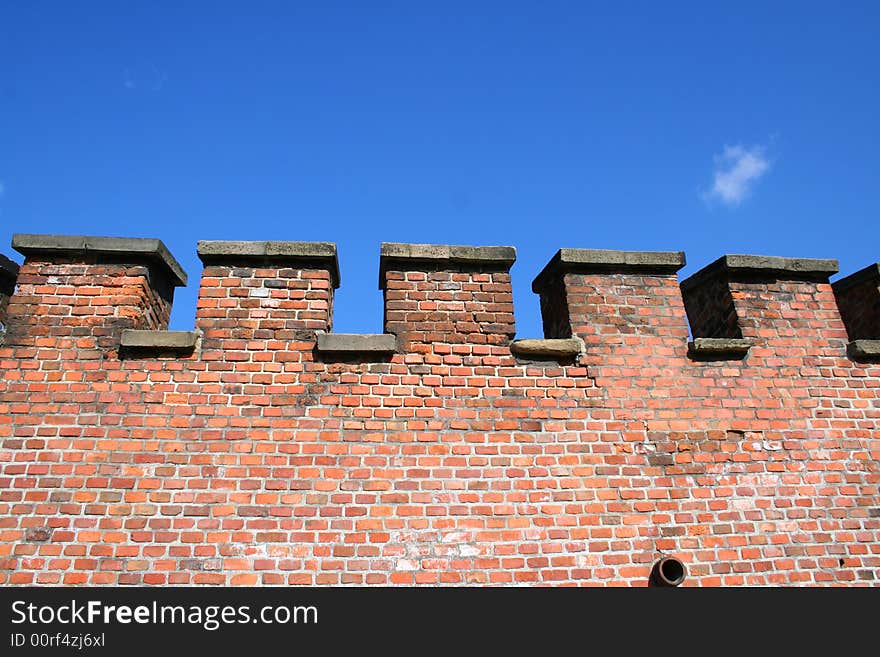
[834,263,880,342]
[0,237,877,586]
[381,244,516,351]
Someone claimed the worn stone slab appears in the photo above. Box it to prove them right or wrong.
[316,333,397,353]
[681,254,839,291]
[197,240,340,287]
[687,338,753,358]
[12,234,187,286]
[532,249,686,292]
[510,338,583,359]
[847,340,880,360]
[197,240,337,259]
[0,254,19,282]
[380,242,515,288]
[120,330,199,350]
[381,242,516,265]
[832,262,880,293]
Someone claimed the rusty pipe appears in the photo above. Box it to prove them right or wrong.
[650,556,687,587]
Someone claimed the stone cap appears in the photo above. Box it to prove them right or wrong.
[532,248,686,292]
[0,254,19,283]
[687,338,753,359]
[832,262,880,294]
[120,330,199,351]
[197,240,340,288]
[379,242,516,289]
[847,340,880,360]
[316,332,397,353]
[12,234,187,287]
[681,254,839,291]
[509,338,583,360]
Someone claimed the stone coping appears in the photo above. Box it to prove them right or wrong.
[681,254,839,292]
[120,330,199,350]
[532,249,686,292]
[847,340,880,360]
[509,338,583,360]
[12,234,187,287]
[687,338,753,358]
[316,333,397,353]
[832,262,880,293]
[379,242,516,289]
[197,241,340,288]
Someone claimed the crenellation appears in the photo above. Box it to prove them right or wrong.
[4,234,184,348]
[681,254,845,352]
[0,234,878,587]
[380,242,517,350]
[194,241,338,344]
[532,249,691,363]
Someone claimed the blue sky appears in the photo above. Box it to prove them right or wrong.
[2,2,878,336]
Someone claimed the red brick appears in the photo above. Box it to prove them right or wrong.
[0,241,877,587]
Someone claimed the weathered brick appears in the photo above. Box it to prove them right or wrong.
[0,238,877,587]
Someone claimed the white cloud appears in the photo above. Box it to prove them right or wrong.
[704,144,770,206]
[123,63,166,91]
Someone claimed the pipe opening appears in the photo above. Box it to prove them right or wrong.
[650,556,687,587]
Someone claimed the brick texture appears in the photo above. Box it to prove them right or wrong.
[383,265,516,351]
[682,271,741,339]
[3,256,174,349]
[834,265,880,341]
[0,263,16,334]
[0,239,878,586]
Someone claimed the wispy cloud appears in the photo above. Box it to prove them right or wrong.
[123,63,166,91]
[704,144,771,206]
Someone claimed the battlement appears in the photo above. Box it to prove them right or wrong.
[2,234,876,361]
[679,254,844,359]
[194,240,339,348]
[3,234,185,348]
[0,234,878,587]
[379,242,517,350]
[531,249,687,353]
